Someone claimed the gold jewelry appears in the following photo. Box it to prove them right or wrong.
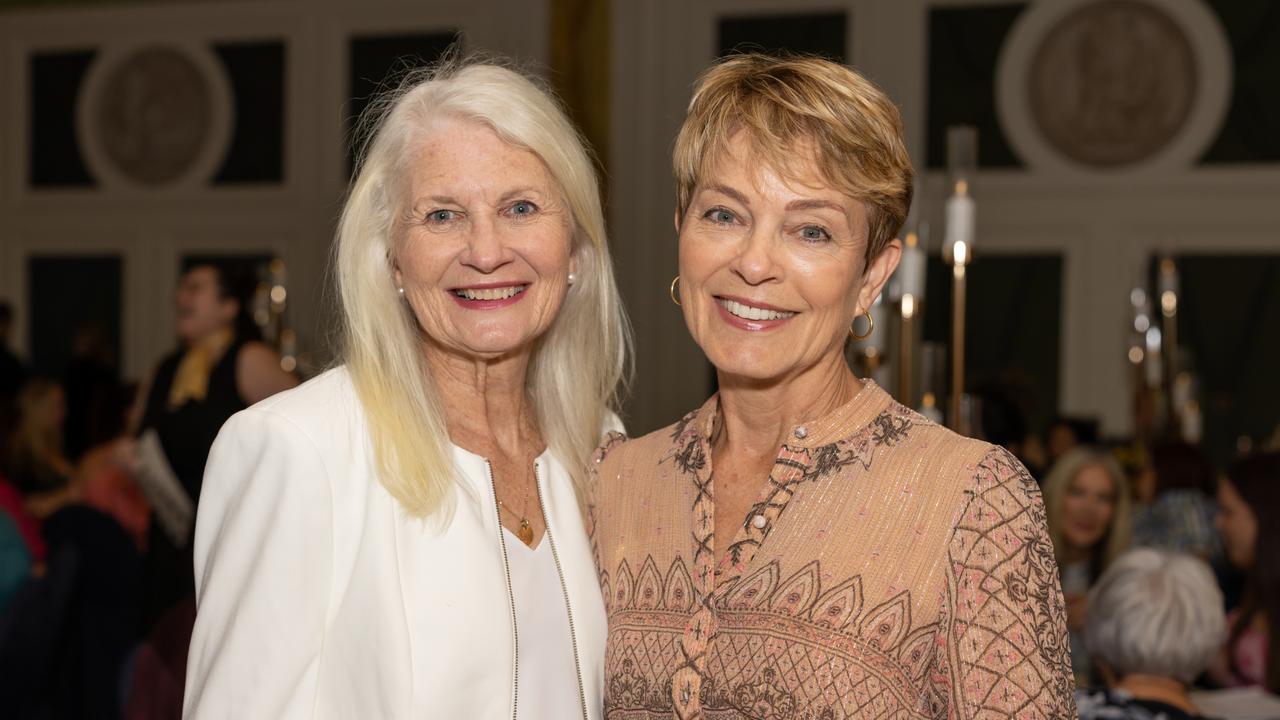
[497,465,536,547]
[497,501,535,546]
[669,275,682,306]
[850,309,874,341]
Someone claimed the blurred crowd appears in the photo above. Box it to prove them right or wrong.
[0,261,295,720]
[0,268,1276,719]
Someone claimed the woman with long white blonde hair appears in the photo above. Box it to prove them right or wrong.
[183,55,629,719]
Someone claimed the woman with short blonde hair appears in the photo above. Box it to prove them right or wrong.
[185,56,629,719]
[591,53,1073,718]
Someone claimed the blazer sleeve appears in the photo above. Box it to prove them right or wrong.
[183,407,333,720]
[937,446,1077,719]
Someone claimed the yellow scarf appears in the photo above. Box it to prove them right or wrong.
[168,327,234,409]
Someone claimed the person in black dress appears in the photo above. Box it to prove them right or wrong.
[132,262,297,631]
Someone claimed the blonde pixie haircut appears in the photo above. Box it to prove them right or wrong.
[673,53,913,262]
[335,56,631,519]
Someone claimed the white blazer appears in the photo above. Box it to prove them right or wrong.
[183,367,610,720]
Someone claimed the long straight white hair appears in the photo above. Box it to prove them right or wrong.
[335,55,631,520]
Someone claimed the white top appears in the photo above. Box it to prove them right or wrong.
[183,367,612,720]
[504,529,581,719]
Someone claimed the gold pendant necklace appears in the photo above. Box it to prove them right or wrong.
[498,501,535,546]
[497,464,537,547]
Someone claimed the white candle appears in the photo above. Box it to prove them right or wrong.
[898,241,925,299]
[944,193,975,263]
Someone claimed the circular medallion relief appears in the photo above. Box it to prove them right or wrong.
[997,0,1231,177]
[1029,1,1195,168]
[77,43,233,190]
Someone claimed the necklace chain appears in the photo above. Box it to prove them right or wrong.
[496,463,537,546]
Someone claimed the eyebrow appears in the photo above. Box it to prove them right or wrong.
[786,199,846,214]
[497,187,544,203]
[705,184,751,207]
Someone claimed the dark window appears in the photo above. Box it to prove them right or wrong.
[28,256,121,376]
[926,4,1026,169]
[29,50,97,188]
[213,41,286,184]
[346,31,459,173]
[923,253,1063,435]
[717,12,847,61]
[1199,1,1280,164]
[1154,255,1280,468]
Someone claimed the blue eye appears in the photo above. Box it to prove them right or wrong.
[800,225,832,242]
[704,207,736,224]
[509,200,538,217]
[427,209,455,224]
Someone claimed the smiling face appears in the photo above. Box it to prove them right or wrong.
[676,132,899,384]
[1060,462,1118,553]
[393,118,576,363]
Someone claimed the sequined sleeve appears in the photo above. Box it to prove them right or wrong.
[936,446,1076,718]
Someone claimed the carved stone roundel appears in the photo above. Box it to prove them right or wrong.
[91,46,214,185]
[1028,0,1196,168]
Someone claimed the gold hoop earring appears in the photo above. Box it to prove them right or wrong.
[669,275,682,306]
[850,310,874,340]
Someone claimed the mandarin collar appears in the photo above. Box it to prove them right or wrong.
[692,378,896,452]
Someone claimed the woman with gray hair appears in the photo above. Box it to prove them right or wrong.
[1076,548,1226,719]
[183,57,629,719]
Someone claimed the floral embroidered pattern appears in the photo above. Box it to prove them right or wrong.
[593,386,1075,719]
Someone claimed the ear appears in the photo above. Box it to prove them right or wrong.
[855,239,902,313]
[673,206,683,234]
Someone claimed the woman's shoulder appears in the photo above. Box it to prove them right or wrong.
[873,397,1029,492]
[594,404,709,473]
[239,366,357,419]
[216,367,365,461]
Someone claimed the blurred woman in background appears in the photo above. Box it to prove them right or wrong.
[5,378,75,518]
[1043,447,1133,685]
[132,261,296,631]
[1077,548,1225,719]
[1212,452,1280,693]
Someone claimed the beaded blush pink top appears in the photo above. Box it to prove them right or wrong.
[589,381,1076,719]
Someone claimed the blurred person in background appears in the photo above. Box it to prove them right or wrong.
[1132,442,1222,562]
[1043,447,1133,686]
[130,261,296,633]
[1047,415,1100,468]
[121,260,295,719]
[1211,452,1280,693]
[5,378,76,519]
[62,321,121,462]
[1076,548,1226,719]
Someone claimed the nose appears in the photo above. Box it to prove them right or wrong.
[461,217,511,273]
[731,227,779,286]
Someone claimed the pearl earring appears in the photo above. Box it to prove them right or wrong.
[397,287,405,296]
[567,272,577,286]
